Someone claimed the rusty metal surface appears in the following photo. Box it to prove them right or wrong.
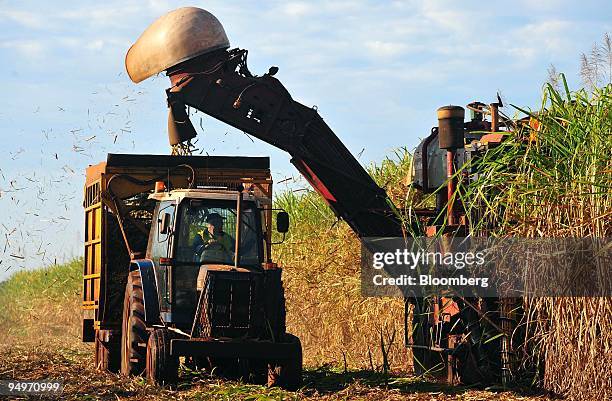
[446,150,455,225]
[437,106,465,150]
[125,7,229,83]
[479,133,505,145]
[490,103,499,132]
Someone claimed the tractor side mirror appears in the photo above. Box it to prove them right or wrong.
[276,211,289,233]
[159,212,172,235]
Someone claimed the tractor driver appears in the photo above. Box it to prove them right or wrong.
[193,213,234,263]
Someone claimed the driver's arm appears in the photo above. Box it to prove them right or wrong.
[192,232,204,251]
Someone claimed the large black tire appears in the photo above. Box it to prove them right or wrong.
[95,330,121,373]
[268,334,303,391]
[146,329,179,386]
[453,298,502,384]
[410,297,503,385]
[411,298,447,378]
[121,270,148,376]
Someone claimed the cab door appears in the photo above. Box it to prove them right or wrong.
[147,201,176,321]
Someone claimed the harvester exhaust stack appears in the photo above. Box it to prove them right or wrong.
[437,105,465,225]
[437,106,465,150]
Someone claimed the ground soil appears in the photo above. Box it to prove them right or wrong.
[0,340,553,400]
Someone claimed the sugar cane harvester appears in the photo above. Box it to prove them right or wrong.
[82,7,515,387]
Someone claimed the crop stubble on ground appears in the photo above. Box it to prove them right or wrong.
[0,340,553,401]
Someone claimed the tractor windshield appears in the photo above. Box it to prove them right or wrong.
[175,198,262,267]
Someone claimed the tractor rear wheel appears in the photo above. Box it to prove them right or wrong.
[121,270,148,376]
[146,328,179,386]
[267,334,302,391]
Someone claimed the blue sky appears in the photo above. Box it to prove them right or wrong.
[0,0,610,280]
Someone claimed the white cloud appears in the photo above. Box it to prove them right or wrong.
[280,2,315,17]
[324,0,363,13]
[85,39,105,51]
[499,19,583,69]
[507,46,538,64]
[420,1,472,35]
[364,40,408,58]
[516,0,570,11]
[58,5,144,27]
[145,0,174,14]
[513,20,574,55]
[0,39,45,59]
[0,9,46,29]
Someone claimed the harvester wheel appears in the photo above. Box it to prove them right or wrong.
[120,270,148,376]
[146,329,179,386]
[410,297,504,385]
[411,298,447,379]
[267,334,302,391]
[95,330,120,372]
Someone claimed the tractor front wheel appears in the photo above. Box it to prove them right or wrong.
[146,329,179,386]
[120,270,148,376]
[267,334,303,391]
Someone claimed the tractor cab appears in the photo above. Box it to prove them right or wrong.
[146,187,286,329]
